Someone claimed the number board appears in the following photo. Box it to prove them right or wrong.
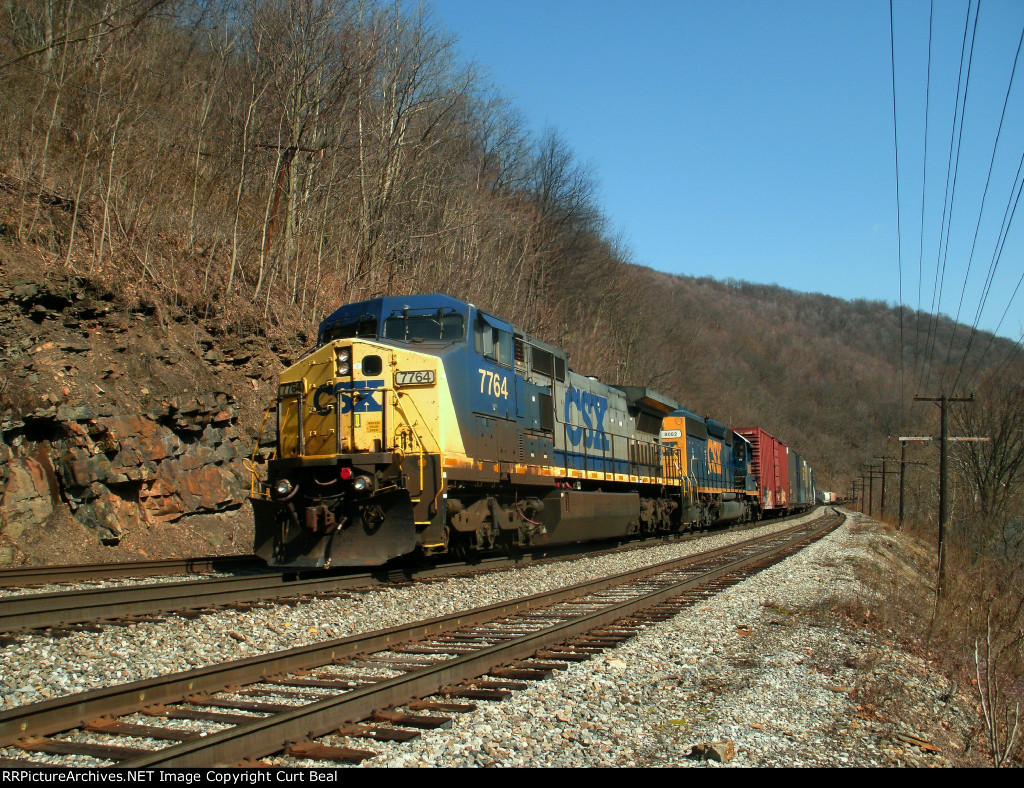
[395,370,435,386]
[278,381,304,397]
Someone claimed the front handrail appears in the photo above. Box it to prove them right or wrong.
[247,403,277,498]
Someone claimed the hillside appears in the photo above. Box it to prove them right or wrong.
[1,0,1022,566]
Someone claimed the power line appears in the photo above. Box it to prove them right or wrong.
[890,0,906,430]
[921,0,978,394]
[935,0,982,390]
[958,150,1024,389]
[913,0,935,388]
[941,18,1024,391]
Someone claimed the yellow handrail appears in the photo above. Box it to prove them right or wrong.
[247,402,276,497]
[391,390,446,519]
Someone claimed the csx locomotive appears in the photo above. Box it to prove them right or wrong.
[251,294,815,568]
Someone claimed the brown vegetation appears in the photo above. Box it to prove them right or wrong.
[850,373,1024,766]
[3,1,1024,760]
[2,0,1019,479]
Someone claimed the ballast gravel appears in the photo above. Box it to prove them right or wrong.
[0,571,241,599]
[0,514,821,710]
[331,512,977,768]
[1,510,981,767]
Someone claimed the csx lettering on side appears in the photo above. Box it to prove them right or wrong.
[563,387,609,449]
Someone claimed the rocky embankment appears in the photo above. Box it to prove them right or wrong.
[0,275,284,565]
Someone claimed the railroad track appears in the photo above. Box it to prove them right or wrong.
[0,559,488,635]
[0,511,820,636]
[0,509,844,767]
[0,556,264,589]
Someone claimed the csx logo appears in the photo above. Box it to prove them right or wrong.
[707,441,723,475]
[312,380,384,416]
[564,387,610,450]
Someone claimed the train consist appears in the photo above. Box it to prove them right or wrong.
[250,294,817,568]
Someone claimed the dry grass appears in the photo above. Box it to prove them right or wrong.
[851,515,1024,767]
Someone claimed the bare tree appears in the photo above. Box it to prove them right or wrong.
[954,375,1024,525]
[975,608,1022,767]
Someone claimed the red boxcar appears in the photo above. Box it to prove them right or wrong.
[734,427,790,514]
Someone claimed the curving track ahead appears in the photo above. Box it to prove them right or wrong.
[0,509,844,767]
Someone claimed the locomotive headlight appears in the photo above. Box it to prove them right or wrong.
[352,475,372,491]
[274,478,294,497]
[335,348,351,376]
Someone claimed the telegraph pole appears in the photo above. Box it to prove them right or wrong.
[886,439,929,531]
[880,456,888,521]
[872,457,899,522]
[862,464,883,518]
[898,440,907,530]
[911,393,978,596]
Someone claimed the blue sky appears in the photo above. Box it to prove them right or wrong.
[430,0,1024,343]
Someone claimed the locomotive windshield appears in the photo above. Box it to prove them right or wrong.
[382,309,464,344]
[320,313,378,344]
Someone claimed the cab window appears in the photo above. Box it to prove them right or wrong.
[320,316,378,344]
[474,318,513,366]
[383,312,464,343]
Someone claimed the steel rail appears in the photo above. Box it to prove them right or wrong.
[0,506,822,594]
[0,510,821,633]
[0,510,841,756]
[0,554,538,633]
[124,513,840,767]
[0,556,264,588]
[0,569,368,634]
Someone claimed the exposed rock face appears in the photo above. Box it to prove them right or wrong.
[0,275,277,559]
[59,394,248,536]
[2,393,249,544]
[0,446,57,540]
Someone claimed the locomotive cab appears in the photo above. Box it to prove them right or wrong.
[253,295,471,568]
[660,409,756,527]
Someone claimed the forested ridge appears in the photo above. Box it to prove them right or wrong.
[1,0,1022,513]
[5,2,1024,763]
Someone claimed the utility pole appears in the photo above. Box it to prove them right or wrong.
[872,457,899,522]
[862,464,883,518]
[880,456,888,521]
[886,439,929,531]
[911,393,979,597]
[898,440,907,530]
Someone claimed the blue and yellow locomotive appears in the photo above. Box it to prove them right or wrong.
[252,294,777,567]
[660,409,758,527]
